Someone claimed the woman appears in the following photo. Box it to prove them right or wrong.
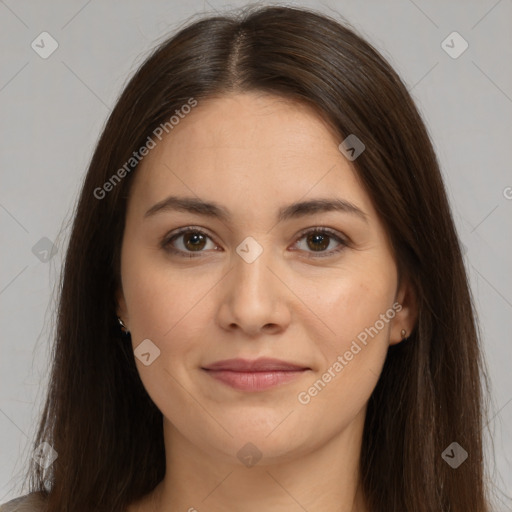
[1,5,492,512]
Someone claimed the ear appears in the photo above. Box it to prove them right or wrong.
[116,286,129,327]
[389,275,418,346]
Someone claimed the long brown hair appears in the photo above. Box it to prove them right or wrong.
[18,5,492,511]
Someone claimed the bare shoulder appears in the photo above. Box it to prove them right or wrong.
[0,493,46,512]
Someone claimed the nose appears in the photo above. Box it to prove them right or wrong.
[216,247,291,337]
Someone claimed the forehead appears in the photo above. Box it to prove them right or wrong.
[127,92,376,222]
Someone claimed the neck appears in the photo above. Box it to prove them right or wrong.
[133,407,368,512]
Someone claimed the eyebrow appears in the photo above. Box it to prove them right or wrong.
[144,195,368,224]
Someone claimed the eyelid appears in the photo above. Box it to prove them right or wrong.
[291,226,349,258]
[161,226,218,257]
[161,225,349,258]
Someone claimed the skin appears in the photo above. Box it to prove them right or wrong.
[119,91,417,512]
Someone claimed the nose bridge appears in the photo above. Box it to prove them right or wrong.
[232,237,276,301]
[219,236,289,333]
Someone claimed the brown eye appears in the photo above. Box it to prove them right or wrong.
[163,228,217,257]
[294,228,348,258]
[306,232,330,251]
[182,232,207,251]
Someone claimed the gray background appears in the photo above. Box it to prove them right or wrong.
[1,0,511,508]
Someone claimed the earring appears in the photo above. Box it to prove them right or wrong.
[401,329,407,340]
[118,316,130,335]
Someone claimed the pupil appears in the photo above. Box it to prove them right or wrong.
[308,233,328,251]
[185,233,205,251]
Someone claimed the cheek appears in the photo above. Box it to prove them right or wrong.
[123,270,172,339]
[121,243,196,334]
[288,272,396,447]
[121,254,208,403]
[300,261,396,348]
[295,260,396,399]
[121,249,217,375]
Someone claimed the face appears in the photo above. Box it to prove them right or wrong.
[117,92,415,465]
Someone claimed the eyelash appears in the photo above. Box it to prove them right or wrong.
[161,226,349,259]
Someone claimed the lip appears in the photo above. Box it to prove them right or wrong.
[202,357,310,372]
[201,358,311,392]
